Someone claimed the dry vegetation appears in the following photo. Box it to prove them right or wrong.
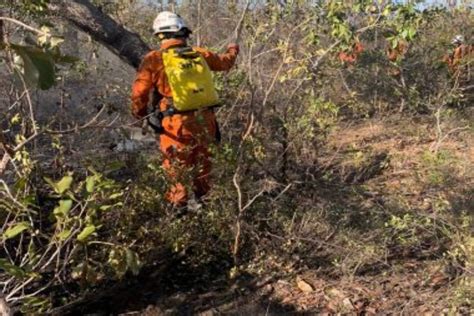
[0,0,473,314]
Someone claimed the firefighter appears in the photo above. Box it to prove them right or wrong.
[444,35,473,105]
[387,40,408,77]
[131,11,239,207]
[444,35,472,75]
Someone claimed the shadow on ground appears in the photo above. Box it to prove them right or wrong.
[59,253,305,315]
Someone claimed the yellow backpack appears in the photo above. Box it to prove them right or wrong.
[162,47,219,112]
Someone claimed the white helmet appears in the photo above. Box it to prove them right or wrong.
[152,11,190,35]
[451,35,464,45]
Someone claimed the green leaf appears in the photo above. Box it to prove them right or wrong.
[77,224,96,242]
[407,27,416,40]
[50,36,65,48]
[106,161,126,172]
[45,175,73,194]
[10,113,21,125]
[99,202,123,211]
[53,199,73,218]
[109,192,123,200]
[56,229,72,241]
[401,29,409,39]
[44,176,56,190]
[0,259,27,279]
[3,222,30,240]
[11,44,55,90]
[86,176,96,193]
[27,240,41,267]
[391,38,399,49]
[21,296,51,311]
[14,177,28,192]
[56,175,73,194]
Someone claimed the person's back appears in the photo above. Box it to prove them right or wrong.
[445,35,473,78]
[131,12,239,208]
[444,35,473,106]
[451,43,473,79]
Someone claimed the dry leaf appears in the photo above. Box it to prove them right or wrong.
[343,297,354,310]
[296,276,314,293]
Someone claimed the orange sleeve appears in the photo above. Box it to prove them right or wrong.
[194,46,238,71]
[443,53,453,66]
[131,52,159,119]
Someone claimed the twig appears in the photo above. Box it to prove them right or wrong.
[232,167,265,265]
[0,17,48,36]
[0,105,128,176]
[234,0,251,43]
[0,180,28,211]
[219,0,251,50]
[272,183,292,203]
[16,69,38,135]
[431,126,469,153]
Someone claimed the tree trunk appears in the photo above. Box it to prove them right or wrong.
[49,0,151,69]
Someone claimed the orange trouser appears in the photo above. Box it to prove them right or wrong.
[159,109,217,206]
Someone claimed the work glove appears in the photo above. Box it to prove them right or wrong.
[227,43,240,55]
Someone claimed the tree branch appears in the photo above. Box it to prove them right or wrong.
[49,0,151,69]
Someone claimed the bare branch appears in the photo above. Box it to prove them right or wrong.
[0,17,48,36]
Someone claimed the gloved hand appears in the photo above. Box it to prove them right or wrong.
[227,43,240,55]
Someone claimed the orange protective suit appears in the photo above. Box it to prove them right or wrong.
[444,44,473,74]
[338,42,364,65]
[444,44,473,105]
[387,41,408,77]
[131,39,238,206]
[387,41,408,63]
